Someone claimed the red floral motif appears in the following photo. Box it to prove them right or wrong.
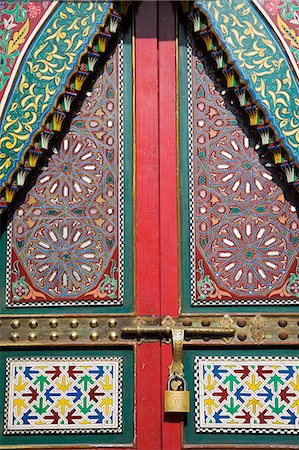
[263,0,282,15]
[28,2,41,18]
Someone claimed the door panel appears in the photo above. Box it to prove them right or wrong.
[0,18,133,315]
[0,349,134,447]
[178,3,299,448]
[179,20,299,314]
[0,3,160,449]
[184,349,299,447]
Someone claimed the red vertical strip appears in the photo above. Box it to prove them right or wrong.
[135,1,160,317]
[158,3,181,450]
[135,3,161,450]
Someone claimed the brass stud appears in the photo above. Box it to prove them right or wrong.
[279,331,288,340]
[10,332,19,342]
[108,318,117,328]
[29,319,38,329]
[28,332,37,342]
[237,318,247,328]
[50,319,58,328]
[70,319,79,328]
[11,319,20,329]
[237,332,247,341]
[0,320,2,327]
[183,318,192,326]
[50,332,59,341]
[297,320,299,326]
[278,318,288,328]
[90,318,98,328]
[109,331,118,341]
[90,331,99,341]
[202,336,210,342]
[201,318,210,327]
[69,331,78,341]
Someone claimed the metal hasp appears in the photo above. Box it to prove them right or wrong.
[121,316,235,415]
[120,316,235,341]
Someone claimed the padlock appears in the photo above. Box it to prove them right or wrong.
[164,374,190,413]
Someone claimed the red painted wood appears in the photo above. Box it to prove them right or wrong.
[159,1,179,319]
[137,344,162,450]
[135,3,162,450]
[158,3,181,450]
[136,1,160,318]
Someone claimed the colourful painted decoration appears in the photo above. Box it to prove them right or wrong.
[196,0,299,163]
[0,1,52,99]
[6,50,123,307]
[5,357,122,434]
[195,356,299,433]
[189,38,299,305]
[256,0,299,73]
[0,1,112,186]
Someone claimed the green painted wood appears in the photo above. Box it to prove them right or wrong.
[184,348,299,445]
[0,348,134,446]
[179,19,299,314]
[0,25,134,315]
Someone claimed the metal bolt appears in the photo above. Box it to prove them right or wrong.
[50,332,59,341]
[278,319,288,328]
[11,319,20,329]
[237,318,247,328]
[10,332,19,342]
[69,331,78,341]
[90,318,98,328]
[237,332,247,341]
[109,331,118,341]
[279,331,288,340]
[183,318,192,326]
[28,332,37,342]
[108,318,117,328]
[50,319,58,328]
[29,319,38,329]
[90,332,99,341]
[70,319,79,328]
[201,318,210,327]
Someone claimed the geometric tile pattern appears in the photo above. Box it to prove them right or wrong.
[5,357,122,434]
[188,31,299,306]
[6,43,124,307]
[195,356,299,434]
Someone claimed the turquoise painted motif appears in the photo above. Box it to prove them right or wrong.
[196,0,299,164]
[0,1,112,186]
[257,0,299,70]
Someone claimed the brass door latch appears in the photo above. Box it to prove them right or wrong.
[121,316,235,414]
[121,315,235,341]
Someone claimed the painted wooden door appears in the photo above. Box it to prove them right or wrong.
[0,1,161,449]
[135,1,299,448]
[172,1,299,448]
[1,1,299,449]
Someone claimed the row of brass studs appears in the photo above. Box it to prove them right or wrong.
[5,318,119,343]
[9,317,117,329]
[181,317,299,343]
[1,315,299,345]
